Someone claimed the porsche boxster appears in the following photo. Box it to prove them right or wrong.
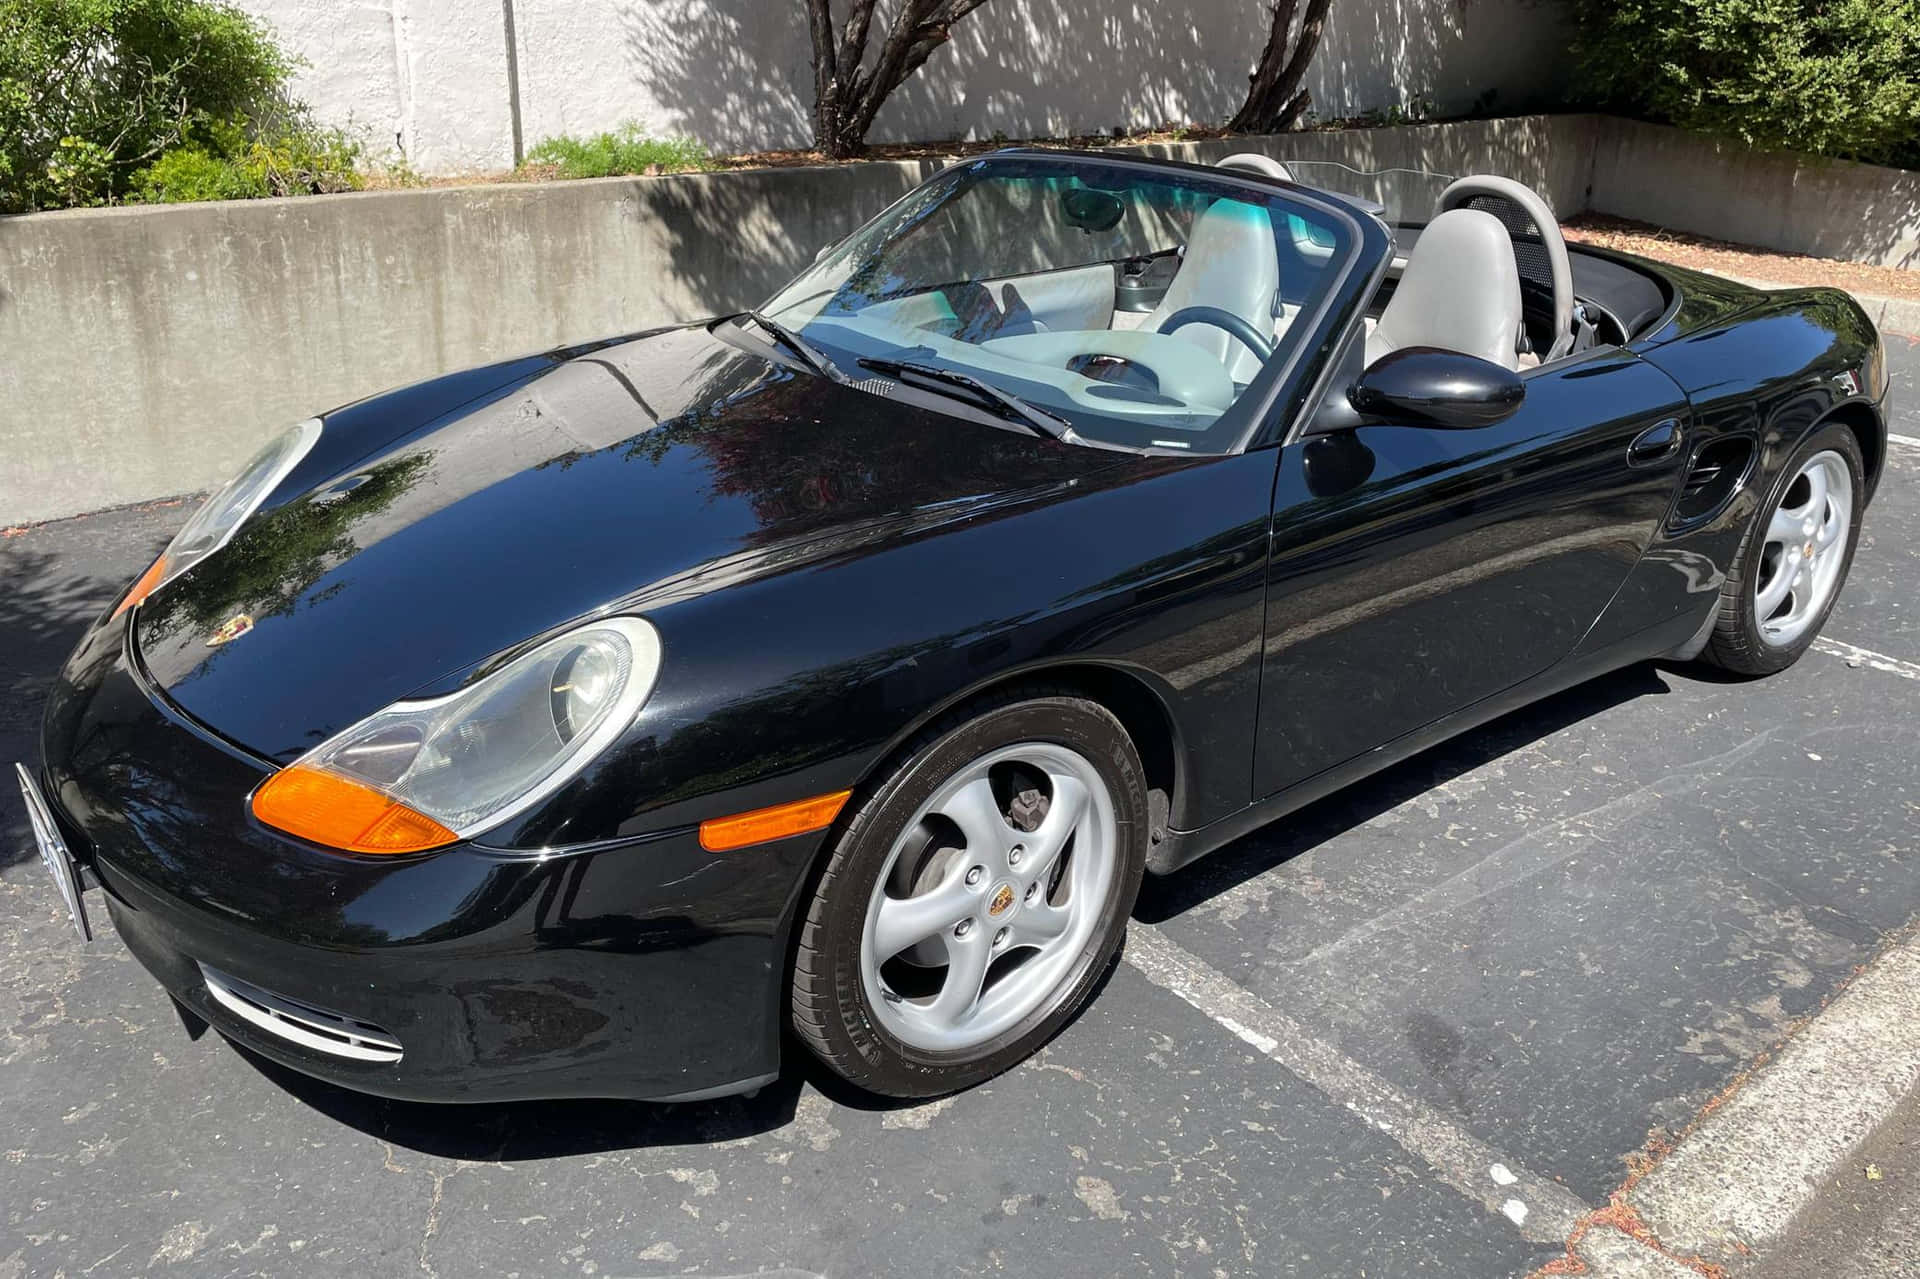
[20,149,1889,1102]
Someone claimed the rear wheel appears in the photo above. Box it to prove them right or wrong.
[790,692,1148,1098]
[1704,422,1864,676]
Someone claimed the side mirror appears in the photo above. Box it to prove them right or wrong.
[1349,347,1525,429]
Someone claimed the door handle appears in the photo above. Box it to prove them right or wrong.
[1628,419,1684,468]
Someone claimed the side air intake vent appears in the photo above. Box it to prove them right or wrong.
[200,964,403,1063]
[1671,436,1756,529]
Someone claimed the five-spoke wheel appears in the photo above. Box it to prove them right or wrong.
[791,692,1148,1097]
[860,742,1116,1052]
[1705,422,1865,675]
[1752,450,1853,648]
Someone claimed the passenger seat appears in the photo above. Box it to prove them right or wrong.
[1365,208,1524,371]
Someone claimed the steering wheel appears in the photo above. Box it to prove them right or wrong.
[1154,306,1275,364]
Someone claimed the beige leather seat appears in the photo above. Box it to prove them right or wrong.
[1144,198,1281,383]
[1365,208,1524,371]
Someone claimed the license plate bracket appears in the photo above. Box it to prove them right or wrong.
[14,762,91,942]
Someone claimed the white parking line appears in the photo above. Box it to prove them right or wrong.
[1887,433,1920,450]
[1813,637,1920,681]
[1123,924,1591,1244]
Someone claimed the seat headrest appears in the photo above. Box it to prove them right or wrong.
[1370,208,1524,370]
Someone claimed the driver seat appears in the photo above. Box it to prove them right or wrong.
[1144,198,1280,384]
[1366,208,1524,371]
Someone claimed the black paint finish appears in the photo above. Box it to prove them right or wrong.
[34,157,1891,1101]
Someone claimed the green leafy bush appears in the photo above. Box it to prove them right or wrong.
[131,113,362,203]
[1,0,360,212]
[522,126,712,180]
[1571,0,1920,169]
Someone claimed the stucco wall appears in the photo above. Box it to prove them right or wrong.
[0,115,1596,526]
[232,0,1573,174]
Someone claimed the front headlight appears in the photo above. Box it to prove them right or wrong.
[252,617,662,854]
[114,418,324,617]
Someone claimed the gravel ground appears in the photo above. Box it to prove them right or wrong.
[1564,214,1920,304]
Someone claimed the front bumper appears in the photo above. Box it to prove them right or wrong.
[34,615,809,1102]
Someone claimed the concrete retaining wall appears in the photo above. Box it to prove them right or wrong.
[1587,118,1920,273]
[0,115,1597,526]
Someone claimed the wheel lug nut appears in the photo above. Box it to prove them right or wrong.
[993,927,1009,947]
[1008,845,1024,867]
[955,919,974,938]
[965,866,984,886]
[1025,882,1039,902]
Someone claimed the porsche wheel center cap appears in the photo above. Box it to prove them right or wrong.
[987,882,1017,918]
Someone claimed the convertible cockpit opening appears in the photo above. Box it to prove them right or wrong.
[756,153,1358,454]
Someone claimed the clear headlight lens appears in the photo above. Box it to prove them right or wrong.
[252,617,662,853]
[115,418,323,616]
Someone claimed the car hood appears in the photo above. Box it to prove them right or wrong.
[132,324,1131,762]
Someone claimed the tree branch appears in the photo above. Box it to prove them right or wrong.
[1229,0,1331,135]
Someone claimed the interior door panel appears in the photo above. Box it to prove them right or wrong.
[1253,347,1693,797]
[987,262,1116,333]
[861,263,1116,338]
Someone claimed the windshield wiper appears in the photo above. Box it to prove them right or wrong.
[739,310,849,384]
[856,357,1076,442]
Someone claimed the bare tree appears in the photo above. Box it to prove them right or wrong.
[1229,0,1334,135]
[804,1,1000,159]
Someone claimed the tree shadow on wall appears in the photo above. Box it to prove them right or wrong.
[617,0,1563,155]
[608,0,1592,320]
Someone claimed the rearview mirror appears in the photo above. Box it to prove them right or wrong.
[1349,347,1525,429]
[1061,187,1125,233]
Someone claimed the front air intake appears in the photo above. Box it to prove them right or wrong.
[199,964,403,1063]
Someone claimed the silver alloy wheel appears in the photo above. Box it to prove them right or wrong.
[1754,449,1853,648]
[859,742,1118,1053]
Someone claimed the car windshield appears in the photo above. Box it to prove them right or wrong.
[757,155,1359,454]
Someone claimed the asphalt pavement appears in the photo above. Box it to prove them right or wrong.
[4,335,1919,1278]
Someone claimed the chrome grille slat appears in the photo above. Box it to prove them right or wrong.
[199,964,403,1063]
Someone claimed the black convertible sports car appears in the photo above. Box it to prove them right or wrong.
[20,150,1889,1102]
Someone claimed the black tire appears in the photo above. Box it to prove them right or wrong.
[1703,421,1865,676]
[790,689,1149,1098]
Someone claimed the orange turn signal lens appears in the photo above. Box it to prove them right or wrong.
[699,790,851,852]
[112,554,170,618]
[252,764,458,855]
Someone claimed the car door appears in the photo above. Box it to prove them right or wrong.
[1252,347,1692,798]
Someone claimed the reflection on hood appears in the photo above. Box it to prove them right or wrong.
[133,323,1136,760]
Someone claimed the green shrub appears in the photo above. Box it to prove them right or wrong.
[1,0,361,211]
[1571,0,1920,169]
[132,112,363,203]
[131,146,270,203]
[2,0,289,210]
[522,126,712,180]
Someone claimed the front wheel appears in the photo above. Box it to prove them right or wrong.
[1703,422,1865,675]
[790,692,1149,1098]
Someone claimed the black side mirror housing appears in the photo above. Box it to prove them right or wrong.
[1349,346,1526,429]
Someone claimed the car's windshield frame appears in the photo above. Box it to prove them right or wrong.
[753,151,1384,457]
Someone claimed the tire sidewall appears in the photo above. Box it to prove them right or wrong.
[1729,423,1866,672]
[808,696,1148,1095]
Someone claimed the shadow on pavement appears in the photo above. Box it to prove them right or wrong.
[232,1041,814,1158]
[225,949,1130,1156]
[1,543,136,869]
[1134,660,1674,923]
